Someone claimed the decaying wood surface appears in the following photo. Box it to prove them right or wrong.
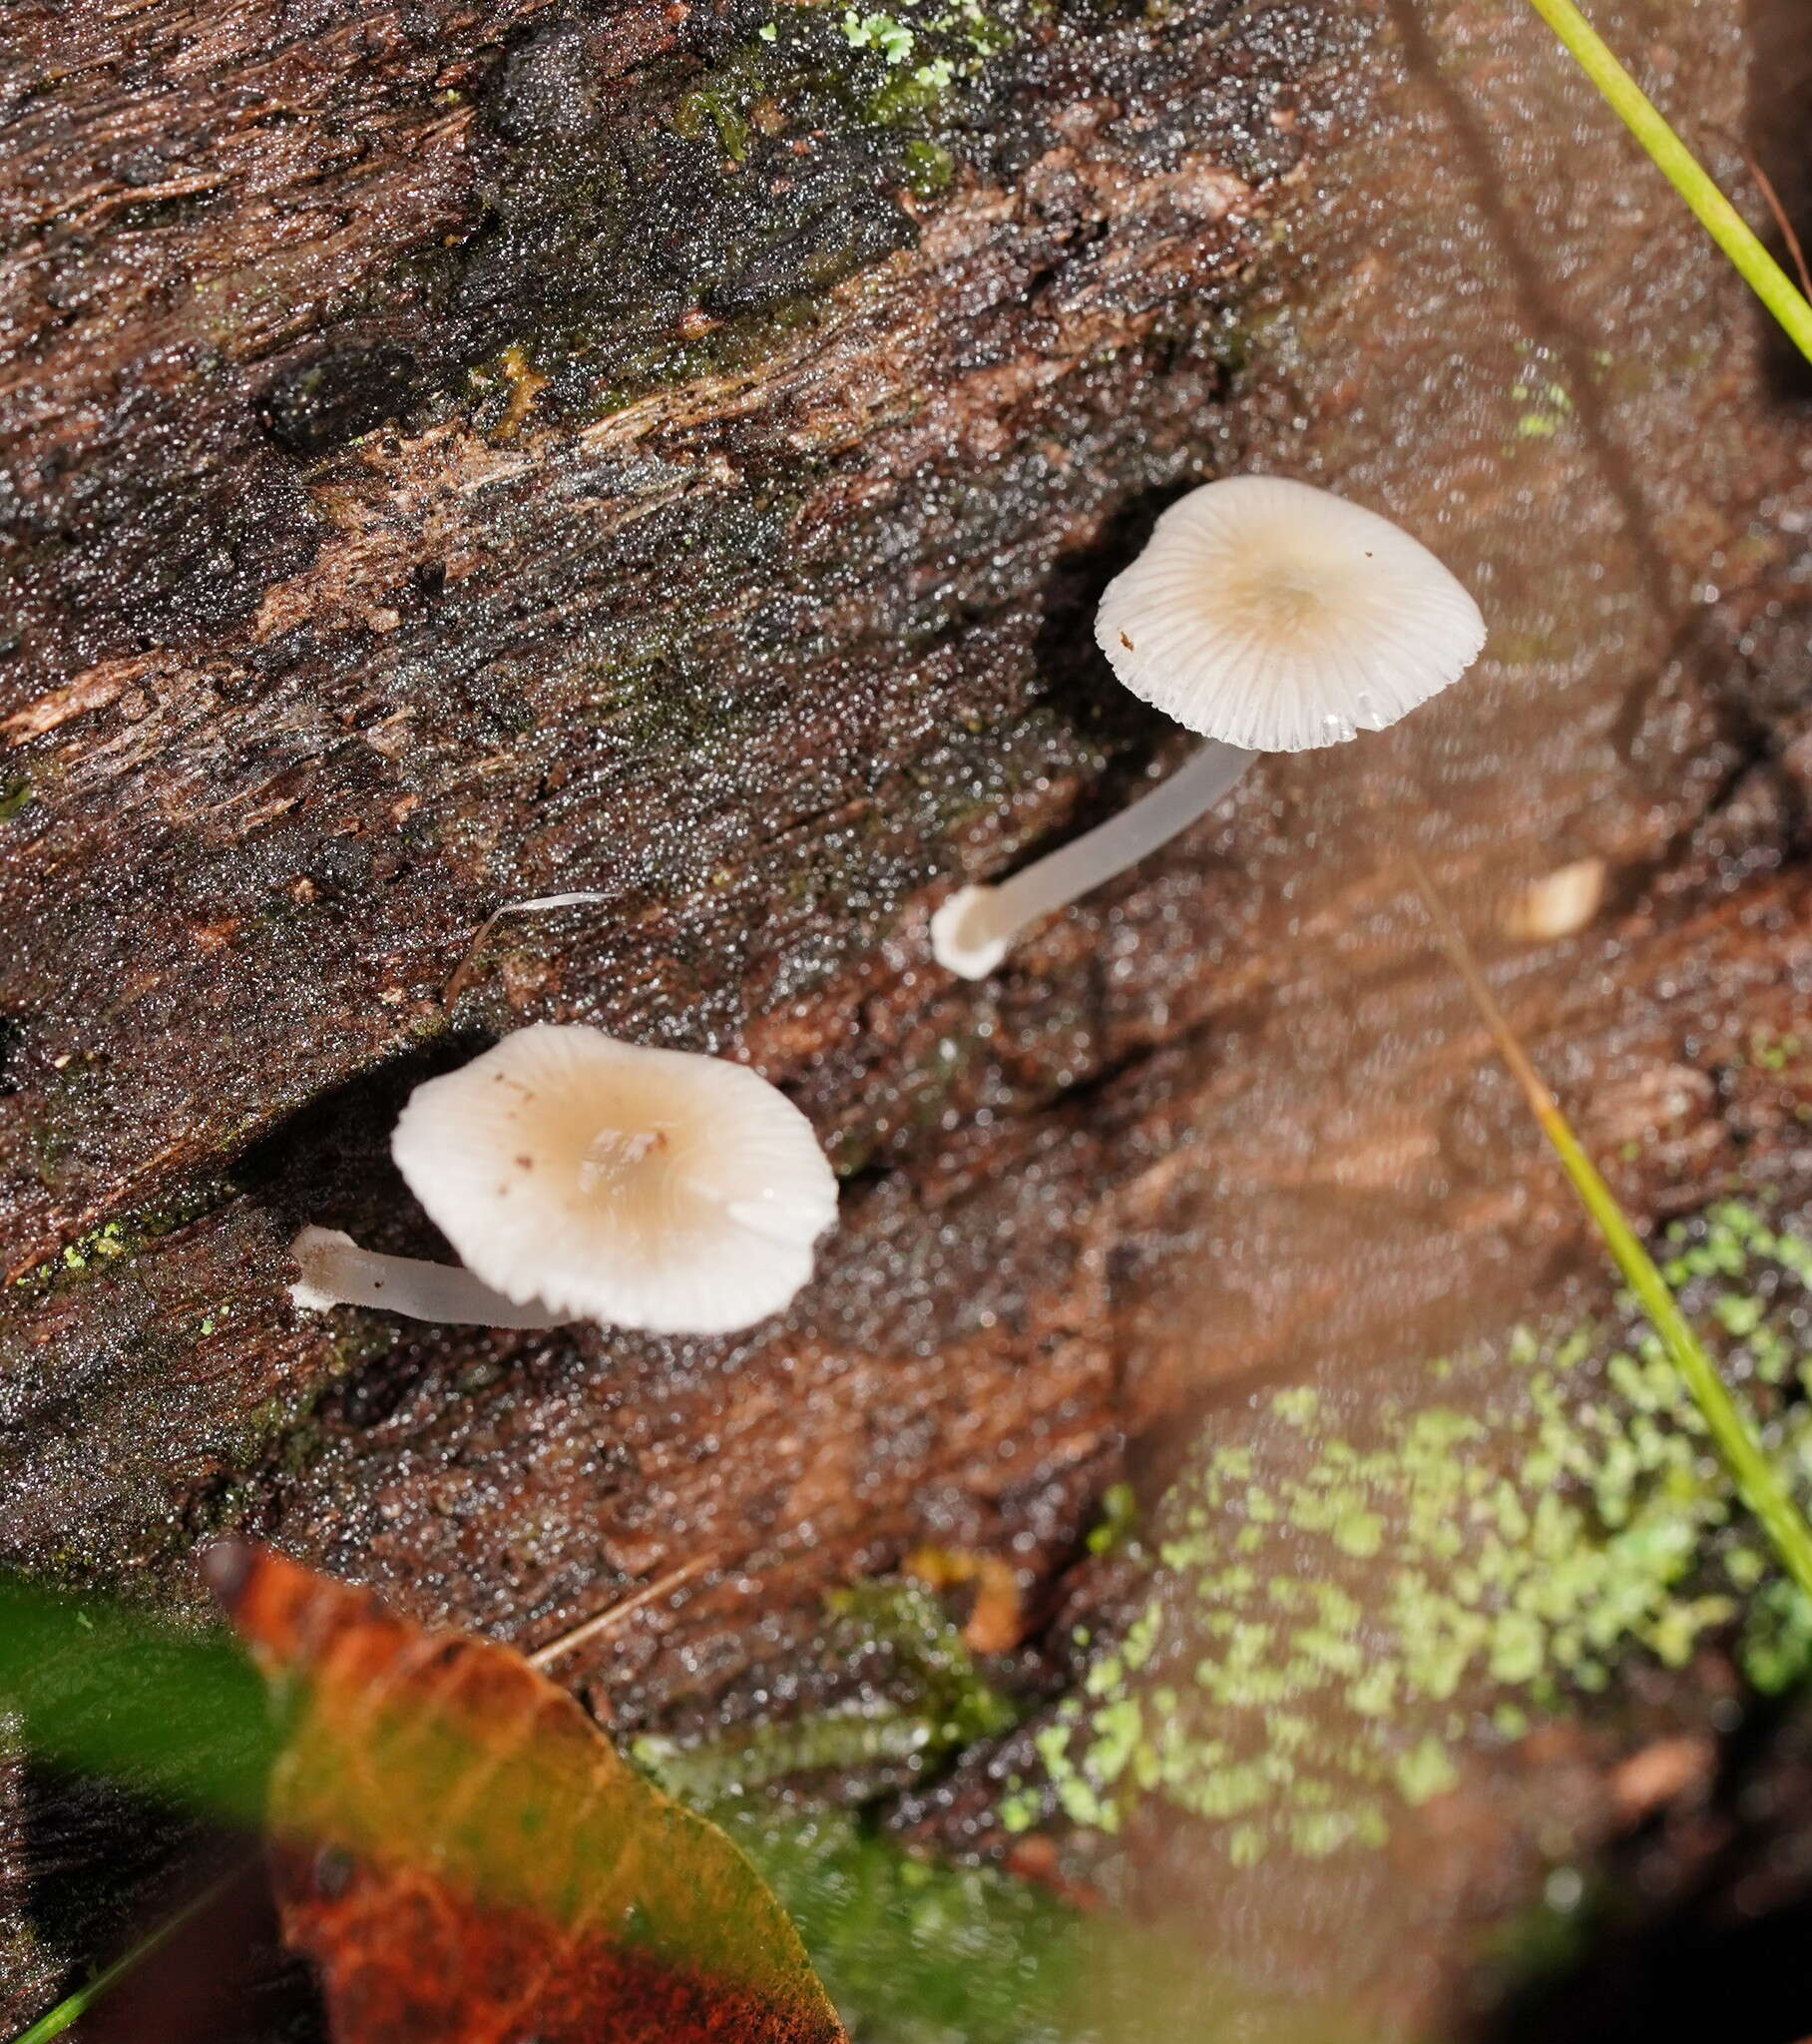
[1,0,1337,1272]
[3,0,1811,2032]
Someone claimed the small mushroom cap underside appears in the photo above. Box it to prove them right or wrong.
[1094,475,1487,754]
[390,1025,839,1334]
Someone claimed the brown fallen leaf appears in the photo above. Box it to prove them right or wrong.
[205,1542,847,2044]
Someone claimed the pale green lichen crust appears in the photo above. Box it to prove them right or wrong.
[1001,1202,1812,1861]
[6,1184,235,1297]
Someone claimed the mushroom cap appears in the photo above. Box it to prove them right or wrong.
[1094,476,1486,753]
[390,1025,838,1335]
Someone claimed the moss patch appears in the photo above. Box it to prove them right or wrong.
[1003,1203,1812,1860]
[724,1802,1077,2044]
[294,1,1056,453]
[6,1184,237,1298]
[636,1577,1020,1802]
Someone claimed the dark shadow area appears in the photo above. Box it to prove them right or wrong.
[1747,0,1812,407]
[1491,1893,1812,2044]
[233,1028,499,1259]
[64,1842,322,2044]
[1482,1691,1812,2044]
[12,1778,324,2041]
[14,1770,198,2019]
[1028,479,1211,832]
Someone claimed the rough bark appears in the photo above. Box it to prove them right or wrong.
[3,0,1812,2033]
[1,0,1339,1270]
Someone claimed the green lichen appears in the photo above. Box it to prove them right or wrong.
[661,11,874,172]
[761,0,1027,134]
[843,11,920,64]
[1006,1202,1812,1861]
[723,1802,1078,2044]
[1085,1480,1140,1556]
[718,1798,1328,2044]
[1509,339,1576,442]
[7,1184,236,1297]
[1732,1027,1808,1079]
[636,1577,1020,1803]
[673,83,754,161]
[902,138,956,197]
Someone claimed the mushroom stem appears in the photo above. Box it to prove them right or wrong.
[287,1226,565,1328]
[931,740,1256,979]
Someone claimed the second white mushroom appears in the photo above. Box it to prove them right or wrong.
[932,475,1487,978]
[290,1024,838,1337]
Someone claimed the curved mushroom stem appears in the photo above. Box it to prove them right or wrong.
[931,740,1256,979]
[287,1226,567,1328]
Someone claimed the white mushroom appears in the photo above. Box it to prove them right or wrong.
[930,741,1254,979]
[288,1025,838,1336]
[288,1225,561,1326]
[932,475,1486,979]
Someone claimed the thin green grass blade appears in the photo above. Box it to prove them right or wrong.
[1520,0,1812,369]
[11,1869,243,2044]
[1532,1107,1812,1598]
[0,1580,274,2044]
[1409,856,1812,1603]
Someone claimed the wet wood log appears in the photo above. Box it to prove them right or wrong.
[3,0,1812,2031]
[1,0,1347,1272]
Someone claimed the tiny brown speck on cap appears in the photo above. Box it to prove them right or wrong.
[1119,632,1133,650]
